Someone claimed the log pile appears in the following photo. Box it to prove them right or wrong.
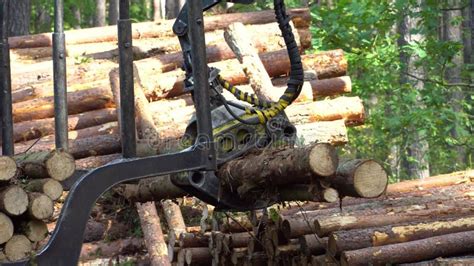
[0,151,76,262]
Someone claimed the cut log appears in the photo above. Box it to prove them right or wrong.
[12,86,114,123]
[117,175,187,202]
[24,179,63,201]
[231,247,248,265]
[76,154,122,169]
[0,186,28,216]
[310,76,352,98]
[162,200,186,239]
[219,143,338,196]
[0,156,18,182]
[341,231,474,266]
[9,8,310,48]
[19,219,48,242]
[27,193,54,220]
[314,206,474,237]
[12,108,117,143]
[80,237,144,261]
[278,185,340,203]
[286,96,365,126]
[4,235,32,261]
[15,150,76,181]
[135,202,170,266]
[141,50,347,100]
[220,215,254,233]
[281,217,316,239]
[0,212,14,244]
[328,215,474,256]
[299,235,327,256]
[332,159,388,198]
[387,170,474,195]
[227,232,254,248]
[224,22,280,101]
[185,247,212,265]
[179,232,210,248]
[295,120,348,146]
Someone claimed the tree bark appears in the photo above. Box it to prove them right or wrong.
[219,143,338,196]
[0,212,14,244]
[299,235,327,256]
[0,156,18,182]
[7,0,30,36]
[162,200,187,239]
[341,231,474,266]
[8,8,310,48]
[94,0,107,27]
[108,0,119,25]
[15,150,76,181]
[329,215,474,256]
[294,120,348,146]
[4,235,32,261]
[136,202,170,266]
[76,153,122,169]
[225,22,282,101]
[179,232,210,248]
[0,186,28,216]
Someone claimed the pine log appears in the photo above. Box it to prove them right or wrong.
[4,235,32,261]
[231,247,248,265]
[117,175,187,202]
[12,86,114,123]
[219,143,338,196]
[329,215,474,257]
[314,205,474,238]
[225,22,280,101]
[12,108,117,143]
[310,76,352,98]
[24,179,63,201]
[76,154,122,170]
[281,217,317,239]
[0,186,28,216]
[179,232,210,248]
[295,120,348,146]
[0,212,14,244]
[220,215,254,233]
[141,49,347,100]
[18,219,48,242]
[0,156,18,182]
[278,185,340,203]
[9,8,310,48]
[15,150,76,181]
[332,159,388,198]
[387,170,474,195]
[27,193,54,220]
[184,247,212,265]
[299,235,327,256]
[162,200,187,239]
[80,237,144,261]
[136,202,170,266]
[341,231,474,266]
[227,232,254,248]
[286,96,365,126]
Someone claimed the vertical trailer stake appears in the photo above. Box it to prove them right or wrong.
[0,0,14,156]
[53,0,69,150]
[118,0,137,158]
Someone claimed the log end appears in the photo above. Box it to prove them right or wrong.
[322,188,340,203]
[0,212,14,245]
[309,144,338,177]
[28,193,54,220]
[22,220,48,242]
[4,235,32,262]
[1,186,29,216]
[353,160,388,198]
[0,156,18,181]
[46,150,76,181]
[42,179,64,201]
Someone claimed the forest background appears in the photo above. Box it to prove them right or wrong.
[5,0,474,182]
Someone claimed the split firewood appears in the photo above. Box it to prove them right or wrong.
[0,186,29,216]
[314,205,474,237]
[328,215,474,256]
[18,219,49,242]
[0,212,14,244]
[162,200,187,239]
[4,235,32,262]
[299,235,327,256]
[12,86,114,123]
[0,156,18,182]
[12,108,117,143]
[27,193,54,220]
[8,8,310,49]
[225,22,280,101]
[340,231,474,266]
[136,202,170,266]
[15,150,75,181]
[219,143,338,196]
[332,159,388,198]
[24,179,63,201]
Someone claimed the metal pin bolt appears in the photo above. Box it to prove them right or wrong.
[124,42,131,48]
[196,18,202,25]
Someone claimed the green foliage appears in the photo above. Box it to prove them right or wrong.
[311,0,473,180]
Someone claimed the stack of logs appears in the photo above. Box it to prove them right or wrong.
[0,151,75,261]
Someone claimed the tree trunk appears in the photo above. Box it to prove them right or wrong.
[4,235,32,261]
[136,202,170,266]
[329,215,474,256]
[0,186,28,216]
[0,212,14,244]
[108,0,119,25]
[445,0,467,167]
[14,150,76,181]
[162,200,186,239]
[341,231,474,266]
[71,4,82,29]
[398,2,430,179]
[94,0,107,27]
[7,0,30,36]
